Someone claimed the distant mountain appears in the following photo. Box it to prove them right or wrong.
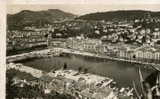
[78,10,160,21]
[7,9,76,30]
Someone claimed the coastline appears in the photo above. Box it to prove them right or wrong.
[6,62,133,98]
[62,48,160,71]
[7,48,160,71]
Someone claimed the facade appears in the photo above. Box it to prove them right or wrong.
[66,37,104,53]
[48,38,67,48]
[7,30,48,50]
[117,44,160,62]
[66,37,84,50]
[83,38,102,53]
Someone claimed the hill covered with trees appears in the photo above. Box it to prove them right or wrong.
[7,9,76,30]
[78,10,160,21]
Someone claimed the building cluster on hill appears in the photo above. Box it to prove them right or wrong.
[7,14,160,63]
[7,30,48,51]
[48,34,160,63]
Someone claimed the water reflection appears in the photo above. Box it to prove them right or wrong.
[22,54,155,87]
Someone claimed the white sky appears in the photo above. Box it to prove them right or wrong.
[6,0,160,4]
[7,4,160,15]
[6,0,160,15]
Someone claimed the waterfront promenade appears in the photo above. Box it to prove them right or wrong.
[7,48,160,71]
[6,49,50,62]
[58,48,160,71]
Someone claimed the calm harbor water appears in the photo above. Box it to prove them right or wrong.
[22,54,155,88]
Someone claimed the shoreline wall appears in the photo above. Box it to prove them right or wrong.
[6,48,160,71]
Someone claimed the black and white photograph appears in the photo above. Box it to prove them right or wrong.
[5,2,160,99]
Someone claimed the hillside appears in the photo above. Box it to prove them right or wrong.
[7,9,76,30]
[78,10,160,21]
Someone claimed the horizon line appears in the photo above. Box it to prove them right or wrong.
[7,9,160,16]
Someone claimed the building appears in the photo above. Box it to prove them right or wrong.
[83,38,102,53]
[66,37,103,53]
[117,44,160,62]
[48,38,67,48]
[7,30,48,50]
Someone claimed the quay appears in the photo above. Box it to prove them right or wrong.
[7,62,133,99]
[7,48,160,71]
[50,48,160,70]
[61,48,160,70]
[6,49,50,62]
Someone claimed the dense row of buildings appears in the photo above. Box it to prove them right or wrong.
[48,35,106,54]
[7,29,160,63]
[7,16,160,47]
[7,16,160,63]
[116,44,160,62]
[7,30,48,50]
[46,17,160,44]
[48,34,160,63]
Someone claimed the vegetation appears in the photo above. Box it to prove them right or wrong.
[6,69,76,99]
[78,10,160,21]
[7,9,76,30]
[133,68,160,99]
